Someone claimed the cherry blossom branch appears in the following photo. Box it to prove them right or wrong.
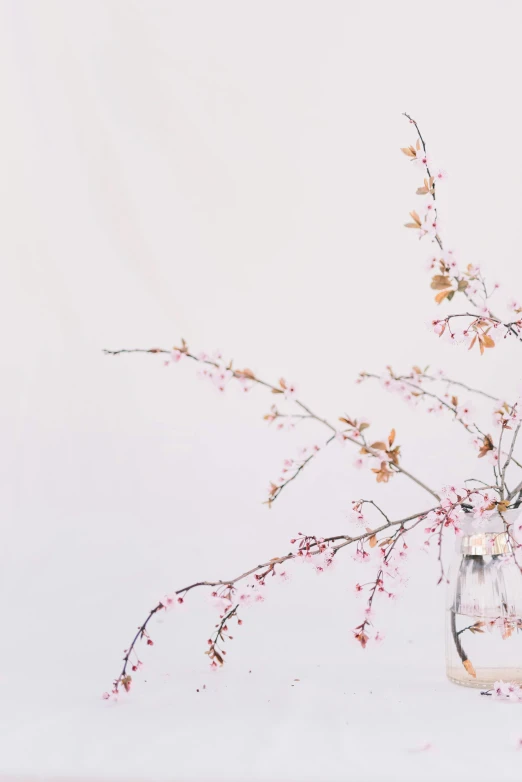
[398,370,503,406]
[104,346,440,502]
[361,369,522,475]
[107,502,439,698]
[402,114,522,349]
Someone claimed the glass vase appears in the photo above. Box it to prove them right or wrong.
[446,510,522,688]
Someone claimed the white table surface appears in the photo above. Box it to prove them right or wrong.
[1,661,521,782]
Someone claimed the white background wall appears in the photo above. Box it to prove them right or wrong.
[2,1,522,778]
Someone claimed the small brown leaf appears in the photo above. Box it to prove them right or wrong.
[121,675,132,692]
[478,434,494,458]
[401,147,416,158]
[237,368,256,379]
[416,186,429,195]
[388,428,396,447]
[430,275,453,290]
[434,289,452,304]
[370,441,388,451]
[369,534,377,548]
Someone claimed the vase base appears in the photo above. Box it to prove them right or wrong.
[447,666,522,689]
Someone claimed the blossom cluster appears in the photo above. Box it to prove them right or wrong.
[490,680,522,701]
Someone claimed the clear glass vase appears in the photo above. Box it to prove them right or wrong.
[446,510,522,688]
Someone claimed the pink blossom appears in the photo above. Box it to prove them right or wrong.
[197,364,213,380]
[423,217,439,238]
[434,168,447,182]
[488,449,500,466]
[413,147,429,168]
[352,456,366,470]
[165,349,183,365]
[441,485,464,502]
[276,418,296,431]
[492,681,522,701]
[212,367,233,393]
[473,505,495,524]
[457,402,473,423]
[423,200,436,217]
[350,507,365,524]
[431,319,445,336]
[161,594,177,611]
[237,377,253,393]
[335,431,346,445]
[402,392,417,407]
[283,383,298,401]
[379,375,395,392]
[210,595,233,613]
[374,631,385,644]
[102,692,111,700]
[443,249,457,266]
[353,548,370,563]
